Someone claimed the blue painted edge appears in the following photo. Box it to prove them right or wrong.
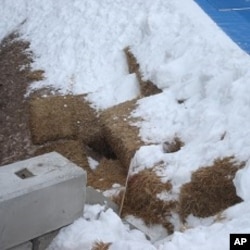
[195,0,250,53]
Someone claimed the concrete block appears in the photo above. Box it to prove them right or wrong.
[8,241,32,250]
[32,229,59,250]
[86,187,119,214]
[0,152,86,250]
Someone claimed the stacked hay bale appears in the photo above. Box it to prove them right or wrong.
[29,95,102,174]
[29,94,245,235]
[29,94,128,190]
[179,156,245,221]
[29,95,102,146]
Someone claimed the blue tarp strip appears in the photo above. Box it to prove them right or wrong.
[208,0,250,10]
[195,0,250,53]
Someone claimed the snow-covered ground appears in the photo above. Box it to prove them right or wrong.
[1,0,250,249]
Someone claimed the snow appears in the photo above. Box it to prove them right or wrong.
[1,0,145,109]
[1,0,250,249]
[48,205,155,250]
[87,157,99,170]
[156,201,250,250]
[234,165,250,201]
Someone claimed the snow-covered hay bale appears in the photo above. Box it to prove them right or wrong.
[100,99,143,169]
[124,47,162,97]
[121,168,177,234]
[34,139,89,170]
[29,95,101,145]
[88,158,126,190]
[179,157,245,220]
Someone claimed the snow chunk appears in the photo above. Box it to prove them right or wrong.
[234,164,250,201]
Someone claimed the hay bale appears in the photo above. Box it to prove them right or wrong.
[29,96,77,144]
[29,95,101,145]
[88,158,126,190]
[74,98,103,146]
[179,156,245,220]
[100,99,143,169]
[124,47,162,97]
[34,139,89,170]
[120,168,177,234]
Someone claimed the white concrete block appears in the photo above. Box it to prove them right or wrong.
[0,152,86,250]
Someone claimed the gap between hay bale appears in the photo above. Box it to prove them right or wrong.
[179,156,245,221]
[124,47,162,97]
[100,99,144,170]
[118,168,177,234]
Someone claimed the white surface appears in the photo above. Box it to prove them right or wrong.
[48,204,155,250]
[1,0,250,249]
[234,165,250,201]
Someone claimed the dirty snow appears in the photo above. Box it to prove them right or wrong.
[1,0,250,249]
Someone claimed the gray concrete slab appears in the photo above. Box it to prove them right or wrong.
[7,241,32,250]
[0,152,86,250]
